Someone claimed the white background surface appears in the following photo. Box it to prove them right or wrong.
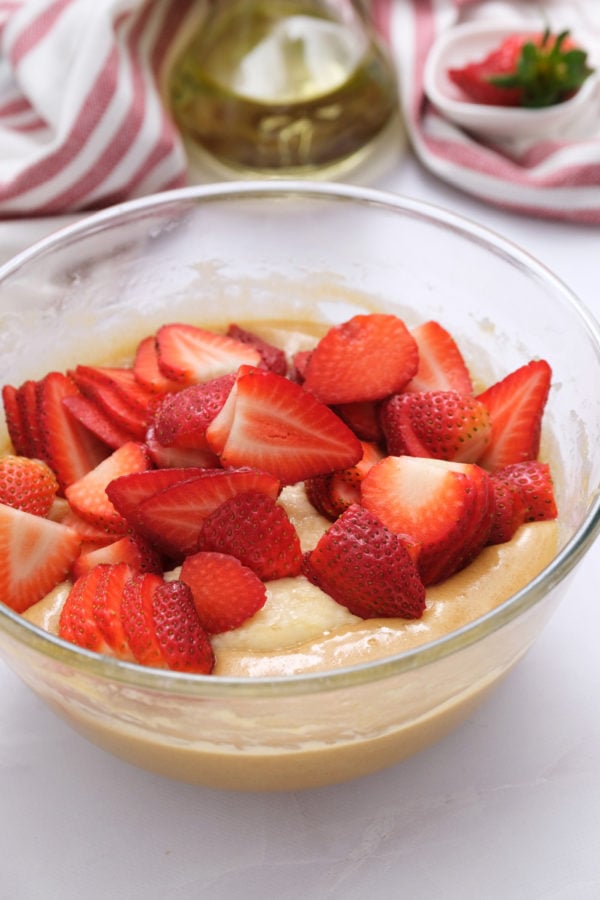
[1,149,599,900]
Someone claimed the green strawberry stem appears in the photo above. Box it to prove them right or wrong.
[490,29,594,108]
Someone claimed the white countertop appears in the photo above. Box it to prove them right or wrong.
[1,152,599,900]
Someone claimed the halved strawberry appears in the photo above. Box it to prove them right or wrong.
[71,533,162,580]
[151,580,214,673]
[2,384,29,456]
[493,460,558,523]
[226,323,287,375]
[476,360,552,472]
[133,335,183,395]
[144,426,220,469]
[487,477,526,545]
[152,374,235,449]
[303,504,426,619]
[197,491,303,581]
[0,455,59,517]
[406,320,473,395]
[379,390,491,463]
[303,314,419,405]
[120,572,166,667]
[0,504,81,613]
[37,371,109,490]
[134,468,281,557]
[206,368,362,485]
[361,455,494,584]
[65,441,151,533]
[155,323,261,385]
[180,551,267,634]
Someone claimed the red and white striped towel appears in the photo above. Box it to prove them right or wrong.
[0,0,599,221]
[384,0,600,224]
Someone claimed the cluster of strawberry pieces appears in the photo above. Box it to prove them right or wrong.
[0,314,557,674]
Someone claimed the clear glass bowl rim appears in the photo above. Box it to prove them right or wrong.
[1,180,599,699]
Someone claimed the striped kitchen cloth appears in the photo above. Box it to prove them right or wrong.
[0,0,599,220]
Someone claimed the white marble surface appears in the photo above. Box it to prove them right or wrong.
[1,152,599,900]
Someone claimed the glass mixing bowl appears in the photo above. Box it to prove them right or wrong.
[0,182,599,791]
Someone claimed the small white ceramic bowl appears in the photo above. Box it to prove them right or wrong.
[424,21,600,141]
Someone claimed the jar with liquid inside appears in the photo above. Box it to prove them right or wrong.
[168,0,399,175]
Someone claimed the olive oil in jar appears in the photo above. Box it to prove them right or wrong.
[168,0,399,174]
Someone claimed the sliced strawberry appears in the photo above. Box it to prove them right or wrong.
[206,368,362,485]
[226,323,287,375]
[2,384,29,456]
[152,374,235,449]
[37,371,109,490]
[180,551,267,634]
[0,455,59,517]
[361,455,494,584]
[302,314,419,404]
[55,508,117,547]
[305,441,384,520]
[120,572,167,667]
[69,366,152,440]
[487,477,526,545]
[493,460,558,523]
[134,468,281,557]
[303,504,426,619]
[151,580,214,673]
[476,360,552,472]
[91,562,136,658]
[0,504,81,613]
[133,335,183,394]
[65,441,151,533]
[379,390,491,463]
[197,491,303,581]
[155,323,261,385]
[144,426,220,469]
[58,564,113,652]
[62,393,137,450]
[71,533,162,580]
[333,400,384,442]
[406,320,473,395]
[16,380,45,460]
[105,466,210,529]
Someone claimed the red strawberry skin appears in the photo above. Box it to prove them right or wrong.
[476,360,552,472]
[152,374,235,449]
[206,368,362,485]
[406,321,473,395]
[380,390,491,463]
[0,456,59,516]
[493,460,558,523]
[151,580,214,673]
[180,551,267,634]
[303,314,419,405]
[120,572,167,667]
[303,504,426,619]
[226,323,287,375]
[197,491,303,581]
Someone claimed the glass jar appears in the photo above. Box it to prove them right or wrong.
[167,0,399,177]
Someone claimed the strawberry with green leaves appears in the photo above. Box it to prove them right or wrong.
[448,29,594,108]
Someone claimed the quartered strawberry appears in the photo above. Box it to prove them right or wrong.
[151,580,215,673]
[65,441,151,533]
[0,455,59,516]
[302,314,419,404]
[361,455,494,584]
[206,368,362,485]
[493,460,558,523]
[406,320,473,395]
[133,335,183,395]
[476,360,552,472]
[448,30,593,108]
[70,533,162,580]
[144,426,220,469]
[379,390,491,463]
[0,504,81,613]
[226,323,287,375]
[303,504,426,619]
[37,372,109,489]
[197,491,303,581]
[152,373,235,449]
[133,468,281,558]
[180,551,267,634]
[155,323,261,385]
